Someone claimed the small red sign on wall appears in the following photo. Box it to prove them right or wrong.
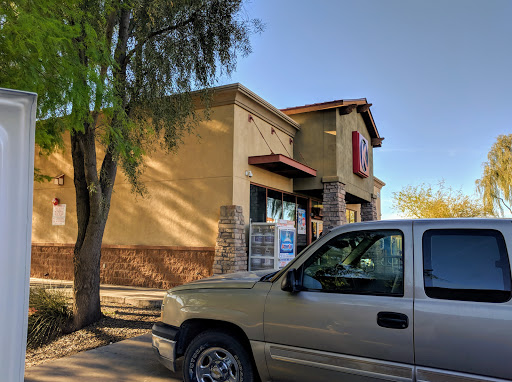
[352,131,370,178]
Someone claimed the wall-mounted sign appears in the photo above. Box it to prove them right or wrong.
[352,131,370,178]
[52,204,66,225]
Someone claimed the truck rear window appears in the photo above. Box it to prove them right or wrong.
[423,229,512,303]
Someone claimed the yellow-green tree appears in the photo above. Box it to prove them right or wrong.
[476,134,512,216]
[392,181,485,218]
[0,0,261,330]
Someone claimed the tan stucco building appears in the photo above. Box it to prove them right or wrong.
[31,84,385,288]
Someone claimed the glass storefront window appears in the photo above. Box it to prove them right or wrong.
[311,219,324,241]
[267,189,283,223]
[311,200,323,219]
[296,197,308,253]
[283,193,296,221]
[346,209,356,223]
[250,185,266,222]
[249,184,321,248]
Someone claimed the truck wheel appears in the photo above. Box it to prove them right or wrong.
[183,330,256,382]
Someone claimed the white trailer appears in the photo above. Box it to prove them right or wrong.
[0,88,37,381]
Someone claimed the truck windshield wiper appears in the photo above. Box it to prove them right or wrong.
[260,271,278,282]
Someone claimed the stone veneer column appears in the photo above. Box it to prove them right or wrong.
[361,196,378,221]
[322,182,347,230]
[213,205,247,274]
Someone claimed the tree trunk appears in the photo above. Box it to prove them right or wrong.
[69,4,124,331]
[70,123,117,329]
[73,234,103,327]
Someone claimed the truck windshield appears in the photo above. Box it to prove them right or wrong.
[262,240,319,283]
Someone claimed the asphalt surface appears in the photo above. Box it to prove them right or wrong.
[24,333,184,382]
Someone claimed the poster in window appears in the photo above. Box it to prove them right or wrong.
[298,208,306,234]
[280,230,294,254]
[278,227,295,269]
[346,209,356,223]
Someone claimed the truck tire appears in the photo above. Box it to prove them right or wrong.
[183,329,256,382]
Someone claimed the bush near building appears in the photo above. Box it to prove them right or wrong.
[27,287,72,349]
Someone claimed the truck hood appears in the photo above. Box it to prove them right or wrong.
[170,270,274,292]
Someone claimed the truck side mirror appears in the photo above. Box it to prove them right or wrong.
[281,268,300,293]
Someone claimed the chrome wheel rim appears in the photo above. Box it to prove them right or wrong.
[195,346,240,382]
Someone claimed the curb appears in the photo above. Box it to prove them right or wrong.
[32,284,163,309]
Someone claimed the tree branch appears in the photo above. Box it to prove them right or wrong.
[72,17,101,218]
[496,195,512,214]
[81,121,101,208]
[99,140,118,218]
[92,9,117,126]
[123,12,198,66]
[70,131,90,251]
[94,7,130,217]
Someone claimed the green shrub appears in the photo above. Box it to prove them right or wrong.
[27,287,72,348]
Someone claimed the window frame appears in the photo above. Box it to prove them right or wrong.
[249,182,322,247]
[422,229,512,303]
[298,229,405,297]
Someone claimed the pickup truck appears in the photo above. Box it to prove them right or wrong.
[152,219,512,382]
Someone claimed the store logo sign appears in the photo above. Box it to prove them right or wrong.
[352,131,370,178]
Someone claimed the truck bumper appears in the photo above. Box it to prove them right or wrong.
[152,322,180,372]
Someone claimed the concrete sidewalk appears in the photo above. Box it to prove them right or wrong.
[24,334,183,382]
[30,278,167,308]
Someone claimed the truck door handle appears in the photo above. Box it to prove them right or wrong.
[377,312,409,329]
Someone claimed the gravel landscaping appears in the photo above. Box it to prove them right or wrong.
[25,302,161,368]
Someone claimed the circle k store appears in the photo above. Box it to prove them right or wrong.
[31,84,385,289]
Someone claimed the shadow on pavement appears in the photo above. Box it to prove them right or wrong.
[25,334,183,382]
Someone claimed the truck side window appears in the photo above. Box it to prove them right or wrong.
[423,229,512,303]
[301,230,404,296]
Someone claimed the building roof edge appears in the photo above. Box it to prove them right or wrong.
[280,98,381,144]
[374,176,386,188]
[212,83,301,131]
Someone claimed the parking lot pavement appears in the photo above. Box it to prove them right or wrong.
[25,334,183,382]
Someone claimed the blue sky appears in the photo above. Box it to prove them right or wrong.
[223,0,512,219]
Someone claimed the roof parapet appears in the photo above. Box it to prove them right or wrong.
[281,98,383,147]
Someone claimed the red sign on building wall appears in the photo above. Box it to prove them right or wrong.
[352,131,370,178]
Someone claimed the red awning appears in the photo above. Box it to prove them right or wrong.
[248,154,317,178]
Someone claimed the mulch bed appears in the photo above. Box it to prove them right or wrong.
[25,302,161,368]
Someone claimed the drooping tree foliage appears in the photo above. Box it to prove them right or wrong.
[476,134,512,216]
[392,180,485,218]
[0,0,262,329]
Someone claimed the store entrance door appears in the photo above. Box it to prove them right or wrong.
[311,219,323,241]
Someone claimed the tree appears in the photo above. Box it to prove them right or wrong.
[0,0,261,329]
[392,181,485,218]
[476,134,512,216]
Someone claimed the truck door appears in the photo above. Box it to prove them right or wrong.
[413,219,512,381]
[264,221,414,382]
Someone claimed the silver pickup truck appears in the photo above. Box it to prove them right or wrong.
[152,219,512,382]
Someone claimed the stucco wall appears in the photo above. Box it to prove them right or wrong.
[32,104,235,248]
[291,110,336,192]
[374,182,384,220]
[231,98,296,226]
[292,109,374,202]
[336,109,374,202]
